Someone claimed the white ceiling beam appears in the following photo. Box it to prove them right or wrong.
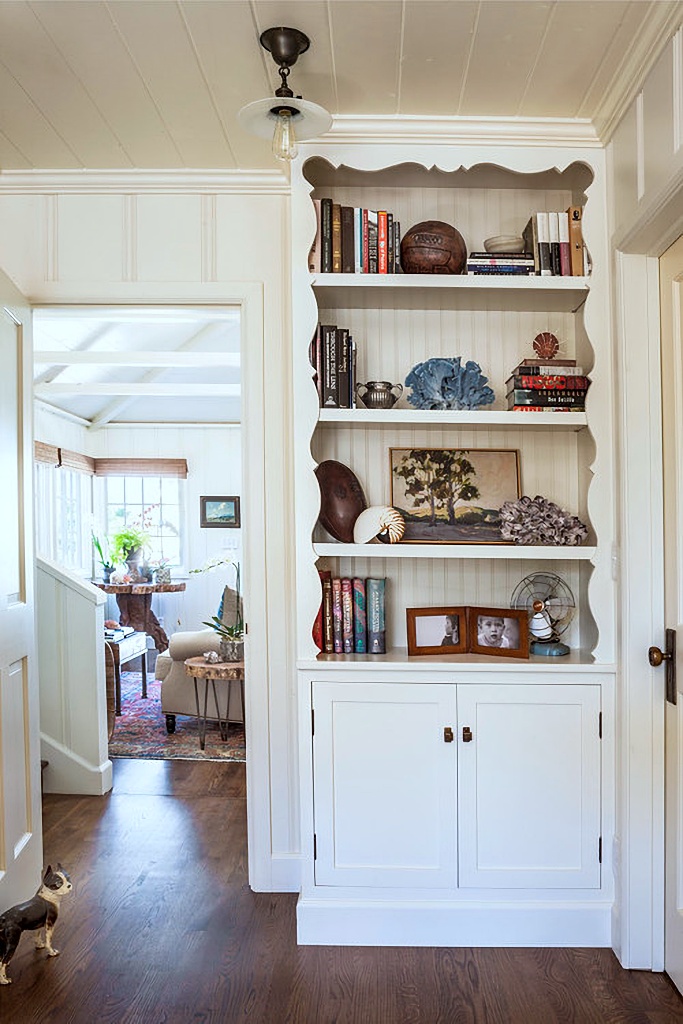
[33,324,114,386]
[34,350,241,368]
[35,383,239,398]
[88,322,223,430]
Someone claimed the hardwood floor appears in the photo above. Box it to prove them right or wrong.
[1,758,682,1023]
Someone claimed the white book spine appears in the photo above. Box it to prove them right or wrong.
[354,208,363,274]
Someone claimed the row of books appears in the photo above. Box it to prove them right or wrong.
[466,252,535,276]
[309,199,402,275]
[522,208,586,276]
[310,323,357,408]
[314,573,387,655]
[506,358,590,411]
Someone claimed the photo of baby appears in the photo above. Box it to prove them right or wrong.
[476,614,519,649]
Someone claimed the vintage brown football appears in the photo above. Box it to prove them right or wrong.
[400,220,467,275]
[315,460,367,543]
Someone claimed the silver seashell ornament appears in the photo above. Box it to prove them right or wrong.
[353,505,405,544]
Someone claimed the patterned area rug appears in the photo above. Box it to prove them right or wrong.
[109,671,246,762]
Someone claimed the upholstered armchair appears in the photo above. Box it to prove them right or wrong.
[155,586,244,733]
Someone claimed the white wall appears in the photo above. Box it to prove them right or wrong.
[0,181,298,890]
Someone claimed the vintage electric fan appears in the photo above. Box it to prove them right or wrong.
[511,571,576,656]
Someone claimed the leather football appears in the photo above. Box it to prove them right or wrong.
[400,220,467,274]
[315,460,367,543]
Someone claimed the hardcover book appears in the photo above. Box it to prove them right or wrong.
[313,568,332,651]
[341,206,355,274]
[513,361,580,375]
[536,212,552,276]
[549,211,561,276]
[321,198,333,273]
[559,211,571,275]
[321,324,338,407]
[505,374,590,390]
[378,210,388,274]
[337,327,350,409]
[567,205,584,276]
[322,572,334,652]
[342,578,354,653]
[332,203,342,273]
[354,208,363,273]
[507,389,586,407]
[353,578,367,653]
[367,577,386,654]
[367,211,378,274]
[332,577,343,653]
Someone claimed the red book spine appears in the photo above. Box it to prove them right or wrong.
[362,209,369,274]
[332,577,343,653]
[342,578,354,653]
[377,211,388,274]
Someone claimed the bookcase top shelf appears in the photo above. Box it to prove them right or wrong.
[313,543,596,561]
[318,409,588,430]
[312,273,589,313]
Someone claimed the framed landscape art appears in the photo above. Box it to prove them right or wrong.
[389,447,521,543]
[200,496,241,528]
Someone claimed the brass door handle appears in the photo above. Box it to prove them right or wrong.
[462,726,473,742]
[649,628,677,705]
[444,727,454,743]
[648,646,669,667]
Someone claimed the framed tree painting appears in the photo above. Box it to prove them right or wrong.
[200,496,241,528]
[389,448,521,543]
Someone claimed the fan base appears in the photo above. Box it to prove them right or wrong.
[530,639,570,657]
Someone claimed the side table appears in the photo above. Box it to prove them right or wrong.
[184,656,245,751]
[93,581,186,652]
[105,631,148,716]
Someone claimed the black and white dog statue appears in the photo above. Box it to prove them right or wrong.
[0,865,72,984]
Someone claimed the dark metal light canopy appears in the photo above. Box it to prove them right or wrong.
[238,26,332,161]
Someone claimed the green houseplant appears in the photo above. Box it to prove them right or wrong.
[200,561,244,661]
[109,524,150,568]
[92,534,115,581]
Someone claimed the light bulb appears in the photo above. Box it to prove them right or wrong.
[272,109,298,161]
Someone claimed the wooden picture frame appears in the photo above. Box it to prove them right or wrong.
[466,606,529,659]
[406,606,467,656]
[389,447,521,544]
[200,495,241,529]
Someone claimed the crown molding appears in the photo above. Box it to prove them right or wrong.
[0,169,289,195]
[322,115,601,148]
[595,5,683,144]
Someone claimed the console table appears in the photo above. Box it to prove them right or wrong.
[93,581,186,652]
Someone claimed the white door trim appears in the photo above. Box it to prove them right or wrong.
[31,282,274,892]
[613,252,666,969]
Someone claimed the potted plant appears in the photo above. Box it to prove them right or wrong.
[202,561,244,661]
[92,534,115,582]
[109,524,150,573]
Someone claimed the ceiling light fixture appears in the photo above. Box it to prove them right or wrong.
[238,26,332,162]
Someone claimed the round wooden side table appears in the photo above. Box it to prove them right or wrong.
[183,656,245,751]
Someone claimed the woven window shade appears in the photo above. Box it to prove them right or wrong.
[59,448,96,474]
[34,441,60,465]
[94,458,188,478]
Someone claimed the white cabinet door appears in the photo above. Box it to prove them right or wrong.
[457,684,601,889]
[312,681,457,888]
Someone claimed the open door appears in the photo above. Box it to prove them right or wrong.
[655,236,683,994]
[0,271,43,909]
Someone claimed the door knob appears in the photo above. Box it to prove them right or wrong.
[649,627,677,705]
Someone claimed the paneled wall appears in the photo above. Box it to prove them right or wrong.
[0,183,299,884]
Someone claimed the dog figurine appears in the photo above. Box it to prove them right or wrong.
[0,864,72,984]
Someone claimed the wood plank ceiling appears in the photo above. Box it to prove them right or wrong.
[0,0,679,172]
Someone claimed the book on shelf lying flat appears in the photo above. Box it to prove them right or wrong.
[507,389,586,407]
[505,374,590,391]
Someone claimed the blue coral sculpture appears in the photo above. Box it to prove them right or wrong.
[405,357,495,411]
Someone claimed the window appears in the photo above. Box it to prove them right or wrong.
[102,475,183,567]
[34,461,92,572]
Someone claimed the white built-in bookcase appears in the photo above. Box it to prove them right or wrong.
[291,148,614,669]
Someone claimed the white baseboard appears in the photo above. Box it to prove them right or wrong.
[40,735,113,796]
[249,853,301,893]
[296,897,612,947]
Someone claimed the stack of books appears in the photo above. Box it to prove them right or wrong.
[104,624,134,641]
[522,207,586,276]
[310,323,356,408]
[314,573,387,654]
[506,358,590,411]
[466,252,535,275]
[309,199,401,274]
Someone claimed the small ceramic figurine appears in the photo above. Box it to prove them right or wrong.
[203,650,219,664]
[0,864,73,984]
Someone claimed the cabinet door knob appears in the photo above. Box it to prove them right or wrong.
[443,726,454,743]
[462,726,473,742]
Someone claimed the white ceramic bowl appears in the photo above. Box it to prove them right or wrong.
[483,234,525,254]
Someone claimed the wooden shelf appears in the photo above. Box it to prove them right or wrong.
[313,543,596,560]
[318,408,588,430]
[312,273,589,313]
[298,648,613,672]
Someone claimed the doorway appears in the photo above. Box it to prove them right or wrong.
[32,305,245,763]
